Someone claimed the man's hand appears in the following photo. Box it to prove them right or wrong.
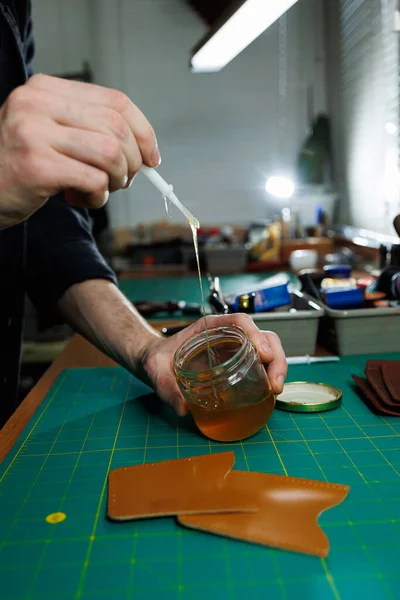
[140,314,288,416]
[59,281,287,418]
[0,74,159,229]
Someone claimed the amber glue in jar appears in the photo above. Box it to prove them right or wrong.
[173,325,275,442]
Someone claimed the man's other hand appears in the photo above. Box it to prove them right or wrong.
[0,74,159,229]
[140,314,288,417]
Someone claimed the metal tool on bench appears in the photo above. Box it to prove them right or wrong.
[161,275,230,335]
[207,274,230,315]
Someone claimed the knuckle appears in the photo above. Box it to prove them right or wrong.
[11,118,35,149]
[107,110,128,140]
[265,331,280,343]
[140,122,156,144]
[109,89,130,113]
[98,170,109,190]
[7,86,31,112]
[28,73,49,87]
[237,313,253,324]
[6,86,47,121]
[129,149,142,174]
[98,172,109,192]
[154,375,171,394]
[100,136,121,165]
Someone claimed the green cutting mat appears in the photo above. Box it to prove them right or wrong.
[118,273,296,318]
[2,355,400,600]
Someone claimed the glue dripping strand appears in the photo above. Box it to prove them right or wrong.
[163,196,172,220]
[190,223,215,372]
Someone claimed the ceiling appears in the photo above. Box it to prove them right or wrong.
[185,0,236,25]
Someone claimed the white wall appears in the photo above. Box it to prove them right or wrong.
[31,0,92,75]
[326,0,400,235]
[32,0,327,228]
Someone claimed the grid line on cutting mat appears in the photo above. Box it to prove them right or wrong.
[1,356,400,599]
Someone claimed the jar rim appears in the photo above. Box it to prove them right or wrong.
[173,325,251,381]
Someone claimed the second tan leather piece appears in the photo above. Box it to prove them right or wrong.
[178,470,349,557]
[108,451,257,521]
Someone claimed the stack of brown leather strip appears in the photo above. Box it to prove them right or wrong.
[352,360,400,415]
[107,451,349,557]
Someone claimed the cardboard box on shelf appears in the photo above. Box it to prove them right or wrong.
[112,228,135,254]
[281,238,334,263]
[150,221,193,243]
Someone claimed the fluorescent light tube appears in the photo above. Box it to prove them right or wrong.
[190,0,299,73]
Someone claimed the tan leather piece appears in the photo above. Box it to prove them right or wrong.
[178,470,349,557]
[107,451,257,521]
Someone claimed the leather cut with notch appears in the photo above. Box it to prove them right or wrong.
[178,470,349,557]
[107,451,256,521]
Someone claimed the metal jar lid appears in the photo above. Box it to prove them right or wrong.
[276,382,342,413]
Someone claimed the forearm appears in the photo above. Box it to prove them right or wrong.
[58,279,161,377]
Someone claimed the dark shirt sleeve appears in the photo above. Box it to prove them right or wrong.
[21,4,117,327]
[26,194,118,327]
[24,0,34,77]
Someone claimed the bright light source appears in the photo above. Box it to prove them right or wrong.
[385,122,398,135]
[191,0,299,73]
[265,176,295,199]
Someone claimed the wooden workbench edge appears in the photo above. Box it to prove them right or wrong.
[0,335,117,463]
[0,320,190,463]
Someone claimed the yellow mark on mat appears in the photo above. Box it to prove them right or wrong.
[45,512,66,524]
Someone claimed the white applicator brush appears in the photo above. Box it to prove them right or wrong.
[140,165,200,229]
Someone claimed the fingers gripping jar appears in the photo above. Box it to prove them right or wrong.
[174,325,275,442]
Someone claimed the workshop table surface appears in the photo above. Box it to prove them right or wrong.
[2,343,400,600]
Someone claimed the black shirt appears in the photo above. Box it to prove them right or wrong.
[0,1,117,426]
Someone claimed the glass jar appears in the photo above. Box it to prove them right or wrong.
[174,325,275,442]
